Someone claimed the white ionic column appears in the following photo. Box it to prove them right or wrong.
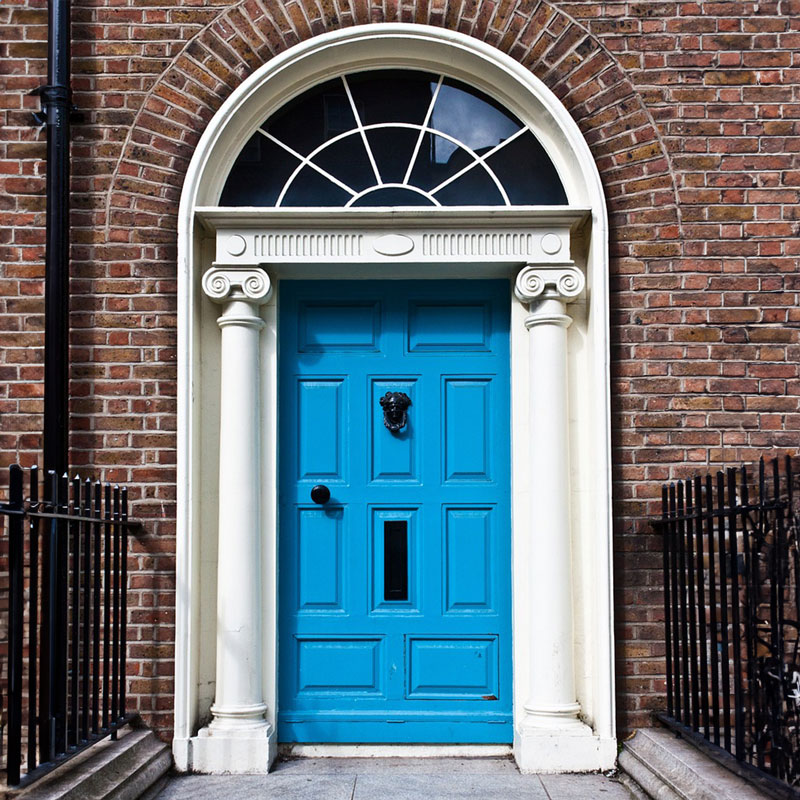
[514,264,597,772]
[192,265,276,773]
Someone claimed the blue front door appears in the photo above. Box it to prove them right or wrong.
[278,280,512,743]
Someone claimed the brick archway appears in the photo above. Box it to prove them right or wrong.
[105,4,681,253]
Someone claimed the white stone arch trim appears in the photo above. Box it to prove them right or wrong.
[175,23,614,773]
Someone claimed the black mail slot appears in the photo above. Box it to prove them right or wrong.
[384,520,408,601]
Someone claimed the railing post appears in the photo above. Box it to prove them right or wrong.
[685,478,699,732]
[69,475,81,747]
[111,485,121,738]
[662,485,673,718]
[39,470,58,762]
[28,466,40,772]
[7,464,25,786]
[668,483,681,725]
[727,468,744,761]
[92,480,101,735]
[120,486,128,723]
[54,472,69,756]
[103,483,111,730]
[704,473,720,746]
[81,477,92,743]
[693,474,710,740]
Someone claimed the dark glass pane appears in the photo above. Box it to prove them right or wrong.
[312,132,375,193]
[485,130,567,204]
[265,78,353,157]
[384,520,408,602]
[350,187,435,207]
[219,131,301,206]
[219,69,567,208]
[431,78,522,156]
[433,165,505,206]
[281,166,352,207]
[348,69,438,126]
[365,127,420,184]
[408,134,477,191]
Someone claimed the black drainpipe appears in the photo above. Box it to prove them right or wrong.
[32,0,74,755]
[33,0,73,479]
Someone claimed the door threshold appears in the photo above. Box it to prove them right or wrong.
[279,744,513,758]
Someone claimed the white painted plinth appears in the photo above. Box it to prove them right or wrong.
[188,726,277,774]
[515,726,617,773]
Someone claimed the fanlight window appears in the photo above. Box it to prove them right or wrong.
[220,70,567,207]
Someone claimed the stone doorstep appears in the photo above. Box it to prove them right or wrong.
[618,728,774,800]
[1,723,172,800]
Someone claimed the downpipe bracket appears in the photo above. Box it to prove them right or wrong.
[30,85,84,126]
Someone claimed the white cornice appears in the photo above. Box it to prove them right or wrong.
[195,206,591,232]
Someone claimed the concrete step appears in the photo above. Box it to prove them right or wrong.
[618,728,772,800]
[4,724,172,800]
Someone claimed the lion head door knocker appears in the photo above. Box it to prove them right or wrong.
[380,391,412,433]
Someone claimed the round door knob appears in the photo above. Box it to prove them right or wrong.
[310,484,331,505]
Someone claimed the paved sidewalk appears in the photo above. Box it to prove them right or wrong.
[155,757,634,799]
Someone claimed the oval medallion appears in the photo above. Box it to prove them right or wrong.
[373,233,414,257]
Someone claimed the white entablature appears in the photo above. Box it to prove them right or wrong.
[196,207,589,266]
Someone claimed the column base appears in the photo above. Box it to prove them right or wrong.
[187,722,277,774]
[514,723,617,773]
[521,701,584,729]
[208,701,269,731]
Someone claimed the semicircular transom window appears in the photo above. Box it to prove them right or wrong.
[219,70,568,208]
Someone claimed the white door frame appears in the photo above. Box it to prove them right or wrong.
[173,24,615,774]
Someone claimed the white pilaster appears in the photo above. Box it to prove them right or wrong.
[513,265,602,772]
[190,266,277,773]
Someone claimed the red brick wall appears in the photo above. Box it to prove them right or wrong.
[1,0,798,740]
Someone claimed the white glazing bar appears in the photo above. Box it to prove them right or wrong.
[344,183,441,207]
[403,75,444,185]
[259,129,358,205]
[342,75,382,184]
[429,126,528,202]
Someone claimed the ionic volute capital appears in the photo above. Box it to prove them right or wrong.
[514,265,585,305]
[202,265,272,305]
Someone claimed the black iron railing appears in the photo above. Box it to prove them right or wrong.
[658,455,800,795]
[0,464,140,787]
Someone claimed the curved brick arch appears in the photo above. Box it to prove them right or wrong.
[105,2,682,258]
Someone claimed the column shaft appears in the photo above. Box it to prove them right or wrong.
[211,298,268,728]
[514,266,585,734]
[191,266,276,773]
[524,296,581,725]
